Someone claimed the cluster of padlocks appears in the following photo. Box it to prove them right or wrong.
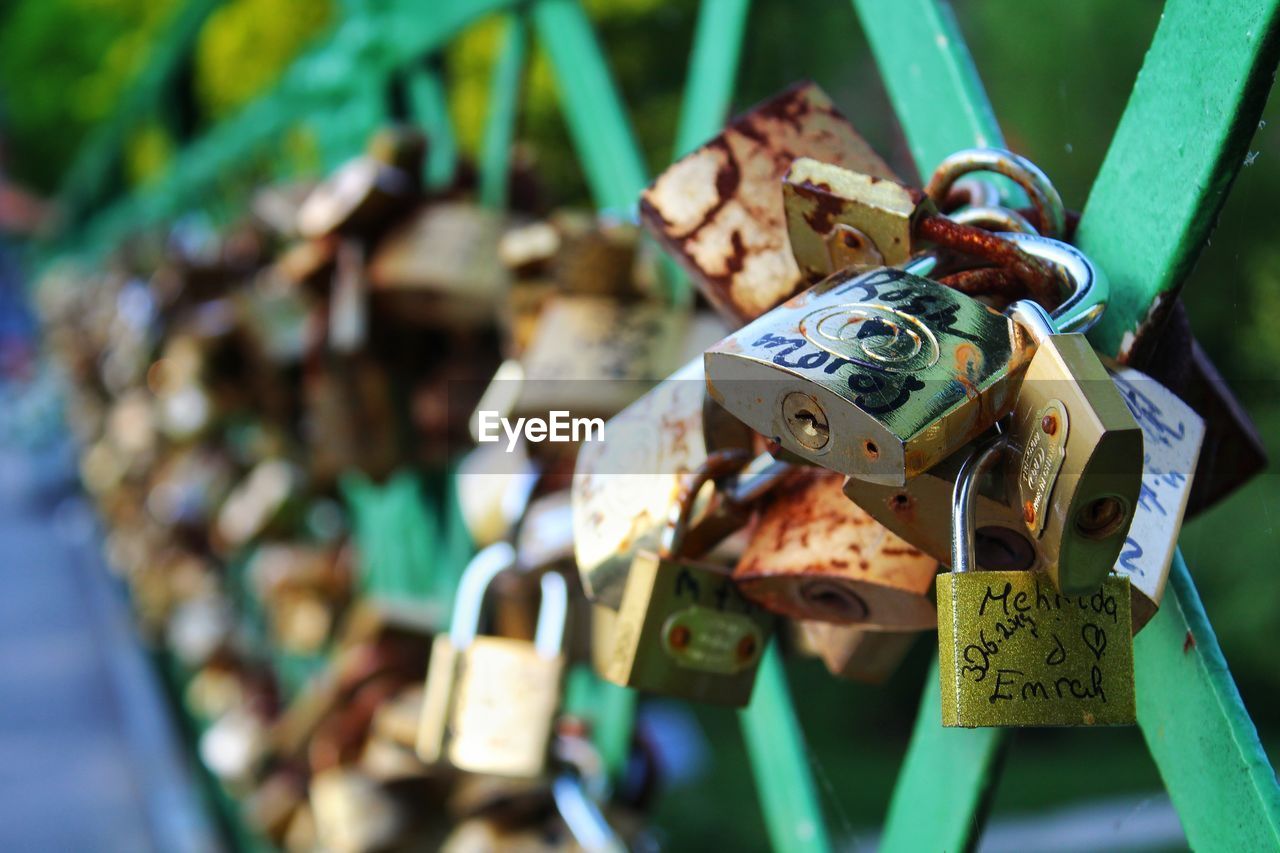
[38,80,1260,849]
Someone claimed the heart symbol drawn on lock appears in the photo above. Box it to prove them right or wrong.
[1081,623,1108,661]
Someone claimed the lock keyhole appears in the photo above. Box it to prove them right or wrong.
[782,392,830,450]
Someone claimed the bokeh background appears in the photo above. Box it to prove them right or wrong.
[0,0,1275,849]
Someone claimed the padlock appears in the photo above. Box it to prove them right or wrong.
[295,151,417,239]
[1110,365,1205,630]
[571,356,755,609]
[936,436,1135,727]
[734,467,938,628]
[597,459,776,706]
[417,543,567,777]
[704,258,1032,484]
[1002,293,1143,595]
[640,82,896,325]
[793,622,920,685]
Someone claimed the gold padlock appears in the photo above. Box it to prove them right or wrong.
[936,437,1135,727]
[571,357,754,609]
[1003,296,1143,595]
[734,467,938,628]
[597,458,776,706]
[417,544,567,777]
[640,82,896,325]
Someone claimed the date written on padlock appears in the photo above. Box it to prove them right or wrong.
[705,266,1028,484]
[937,571,1135,727]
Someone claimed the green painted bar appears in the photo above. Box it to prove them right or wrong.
[479,13,529,209]
[406,64,460,189]
[530,0,649,213]
[673,0,751,158]
[850,0,1001,180]
[1135,550,1280,849]
[1077,0,1280,358]
[879,658,1010,853]
[739,644,832,853]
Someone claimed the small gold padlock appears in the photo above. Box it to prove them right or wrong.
[640,82,896,325]
[734,467,938,628]
[597,459,776,706]
[1004,296,1143,595]
[417,544,567,777]
[571,357,754,609]
[937,437,1135,727]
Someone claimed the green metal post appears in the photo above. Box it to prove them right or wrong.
[406,62,460,189]
[673,0,751,158]
[479,13,529,209]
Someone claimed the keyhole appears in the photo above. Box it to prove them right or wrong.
[782,392,830,450]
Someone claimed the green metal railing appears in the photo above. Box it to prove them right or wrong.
[54,1,1280,850]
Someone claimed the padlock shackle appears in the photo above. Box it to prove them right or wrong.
[951,435,1008,574]
[660,448,753,558]
[534,571,569,658]
[1005,299,1057,345]
[449,542,516,649]
[925,148,1066,239]
[1000,233,1108,334]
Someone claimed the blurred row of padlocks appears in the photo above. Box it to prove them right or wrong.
[39,82,1264,850]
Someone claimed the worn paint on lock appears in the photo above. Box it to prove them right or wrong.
[601,554,775,706]
[795,622,920,685]
[937,572,1134,727]
[705,266,1028,484]
[735,468,938,628]
[640,82,897,325]
[1110,366,1205,631]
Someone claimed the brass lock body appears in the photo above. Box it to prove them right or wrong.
[1004,300,1143,596]
[597,552,775,706]
[783,157,935,282]
[937,439,1135,727]
[704,266,1029,485]
[640,82,896,325]
[734,467,938,627]
[572,357,754,609]
[417,544,567,778]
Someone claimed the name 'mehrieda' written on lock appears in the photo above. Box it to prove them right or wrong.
[475,410,604,451]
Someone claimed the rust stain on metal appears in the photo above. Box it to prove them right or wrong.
[1183,630,1197,654]
[640,82,897,326]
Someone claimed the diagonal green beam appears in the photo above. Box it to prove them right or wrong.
[880,659,1010,853]
[739,645,832,853]
[1078,0,1280,359]
[406,63,460,189]
[529,0,649,213]
[1135,550,1280,850]
[673,0,752,158]
[479,13,529,209]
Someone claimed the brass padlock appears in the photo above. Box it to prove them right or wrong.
[597,460,776,706]
[1003,294,1143,595]
[640,82,896,325]
[704,259,1031,484]
[417,544,567,777]
[571,357,754,609]
[937,437,1135,727]
[734,467,938,628]
[1110,366,1205,630]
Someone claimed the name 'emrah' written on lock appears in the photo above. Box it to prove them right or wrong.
[476,410,604,451]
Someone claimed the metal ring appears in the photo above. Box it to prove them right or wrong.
[926,148,1066,239]
[997,232,1108,333]
[950,205,1038,235]
[951,435,1008,575]
[661,449,752,558]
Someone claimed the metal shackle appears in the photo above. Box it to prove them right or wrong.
[926,148,1067,239]
[999,232,1108,334]
[449,541,568,658]
[951,435,1009,575]
[950,205,1038,235]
